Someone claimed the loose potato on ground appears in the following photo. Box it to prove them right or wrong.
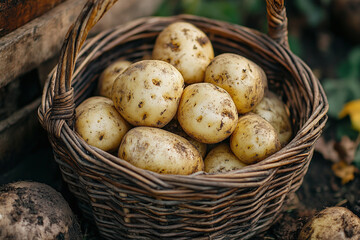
[163,120,207,158]
[152,21,214,84]
[97,60,132,98]
[204,53,266,113]
[118,127,204,175]
[204,143,246,173]
[177,83,238,144]
[252,90,292,146]
[112,60,184,127]
[298,207,360,240]
[230,113,281,164]
[75,96,130,152]
[0,181,82,240]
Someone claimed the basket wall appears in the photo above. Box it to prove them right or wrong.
[39,14,328,240]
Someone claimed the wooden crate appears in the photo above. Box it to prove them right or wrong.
[0,0,66,37]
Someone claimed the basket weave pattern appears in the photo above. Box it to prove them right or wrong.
[38,0,328,239]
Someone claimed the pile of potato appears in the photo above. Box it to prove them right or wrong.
[75,22,292,175]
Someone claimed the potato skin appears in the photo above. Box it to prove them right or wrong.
[112,60,184,127]
[118,127,204,175]
[298,207,360,240]
[75,96,130,152]
[204,53,266,113]
[177,83,238,144]
[97,60,131,98]
[204,143,246,173]
[163,120,207,158]
[252,91,292,146]
[152,22,214,84]
[0,182,82,240]
[230,113,281,164]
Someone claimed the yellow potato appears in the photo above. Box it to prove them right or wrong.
[204,143,246,173]
[152,22,214,84]
[118,127,204,175]
[299,207,360,240]
[230,113,281,164]
[75,96,131,152]
[97,60,131,98]
[163,120,207,158]
[177,83,238,144]
[204,53,266,113]
[252,90,292,146]
[112,60,184,127]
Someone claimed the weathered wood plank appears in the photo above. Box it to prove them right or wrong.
[0,0,87,88]
[0,98,41,171]
[0,0,66,37]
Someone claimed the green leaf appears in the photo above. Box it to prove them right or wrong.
[323,79,349,118]
[322,47,360,118]
[338,47,360,78]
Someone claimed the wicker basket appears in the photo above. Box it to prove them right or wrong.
[38,0,328,239]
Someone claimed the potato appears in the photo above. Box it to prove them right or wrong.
[0,181,82,240]
[75,96,130,152]
[177,83,238,144]
[163,120,207,158]
[204,143,246,173]
[118,127,204,175]
[298,207,360,240]
[152,21,214,84]
[204,53,266,113]
[230,113,281,164]
[252,90,292,146]
[112,60,184,127]
[97,60,131,98]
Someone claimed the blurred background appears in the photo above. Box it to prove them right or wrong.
[1,0,359,239]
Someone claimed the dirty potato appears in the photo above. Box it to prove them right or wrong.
[75,96,130,152]
[204,143,246,173]
[118,127,204,175]
[163,120,207,158]
[97,60,131,98]
[298,207,360,240]
[0,181,82,240]
[152,22,214,84]
[252,90,292,146]
[230,113,281,164]
[177,83,238,144]
[204,53,266,113]
[112,60,184,127]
